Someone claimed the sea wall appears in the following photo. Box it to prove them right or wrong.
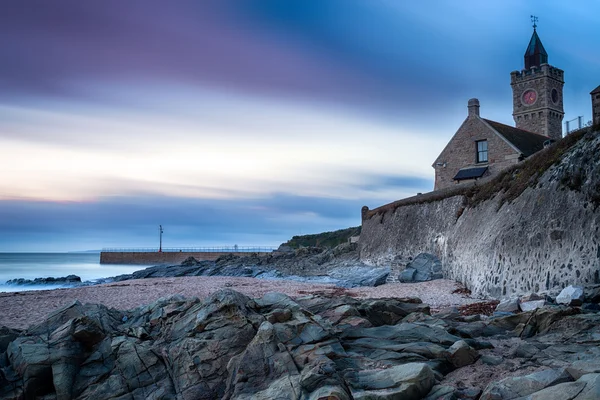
[360,129,600,298]
[100,251,270,265]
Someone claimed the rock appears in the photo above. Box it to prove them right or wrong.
[456,387,483,399]
[556,285,585,306]
[345,362,435,400]
[436,307,461,320]
[520,300,546,312]
[399,253,443,282]
[573,373,600,399]
[342,322,461,347]
[522,373,600,400]
[328,265,389,287]
[480,368,573,400]
[338,316,373,328]
[4,287,600,400]
[496,298,520,313]
[513,342,540,358]
[521,293,545,302]
[0,326,21,353]
[566,361,600,380]
[585,285,600,303]
[357,298,430,326]
[6,275,82,286]
[180,256,200,266]
[265,308,292,324]
[424,385,455,400]
[582,303,600,312]
[447,340,479,368]
[399,267,417,282]
[481,354,504,366]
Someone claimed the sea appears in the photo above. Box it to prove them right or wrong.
[0,253,146,293]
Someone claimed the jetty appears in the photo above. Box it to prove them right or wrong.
[100,247,275,265]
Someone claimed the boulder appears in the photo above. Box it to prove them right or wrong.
[447,340,479,368]
[522,373,600,400]
[556,285,585,306]
[345,362,435,400]
[356,298,430,326]
[480,368,573,400]
[585,285,600,303]
[496,298,520,313]
[328,265,389,287]
[399,267,417,283]
[520,300,546,312]
[398,253,443,282]
[481,354,504,366]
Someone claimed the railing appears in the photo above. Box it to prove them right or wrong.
[101,246,277,253]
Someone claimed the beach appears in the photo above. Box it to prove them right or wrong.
[0,276,478,330]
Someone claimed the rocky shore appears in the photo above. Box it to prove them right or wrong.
[1,288,600,399]
[98,243,391,288]
[5,275,82,286]
[5,243,446,292]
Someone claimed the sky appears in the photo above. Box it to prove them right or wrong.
[1,0,599,252]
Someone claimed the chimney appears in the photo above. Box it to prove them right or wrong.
[468,98,480,118]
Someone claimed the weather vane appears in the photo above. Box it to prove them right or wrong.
[531,15,538,30]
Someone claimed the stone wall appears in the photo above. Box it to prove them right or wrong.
[511,64,564,140]
[592,87,600,126]
[100,251,270,265]
[361,130,600,299]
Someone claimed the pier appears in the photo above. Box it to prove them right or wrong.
[100,247,276,265]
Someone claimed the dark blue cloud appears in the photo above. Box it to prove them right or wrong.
[6,0,593,122]
[0,193,370,251]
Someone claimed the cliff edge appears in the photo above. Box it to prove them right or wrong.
[360,127,600,298]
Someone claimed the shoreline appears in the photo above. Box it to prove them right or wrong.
[0,276,479,330]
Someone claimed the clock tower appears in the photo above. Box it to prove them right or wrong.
[511,20,564,140]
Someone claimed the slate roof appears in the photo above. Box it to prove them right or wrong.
[591,85,600,94]
[454,166,488,181]
[483,119,550,157]
[524,29,548,69]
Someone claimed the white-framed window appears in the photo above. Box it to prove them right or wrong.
[476,140,488,163]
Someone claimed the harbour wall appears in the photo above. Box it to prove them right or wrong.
[360,129,600,299]
[100,251,271,265]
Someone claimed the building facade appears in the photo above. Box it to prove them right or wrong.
[511,28,564,140]
[592,85,600,126]
[432,99,548,191]
[432,26,560,191]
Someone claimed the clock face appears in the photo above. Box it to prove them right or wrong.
[522,90,537,105]
[552,88,559,104]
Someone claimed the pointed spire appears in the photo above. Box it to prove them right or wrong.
[524,16,548,69]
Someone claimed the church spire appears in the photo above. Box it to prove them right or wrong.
[524,15,548,70]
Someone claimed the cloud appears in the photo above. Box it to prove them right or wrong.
[0,193,365,251]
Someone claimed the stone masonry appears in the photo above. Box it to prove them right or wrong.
[433,100,521,191]
[511,64,565,140]
[592,85,600,126]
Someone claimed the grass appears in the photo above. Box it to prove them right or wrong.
[465,126,595,208]
[281,226,361,249]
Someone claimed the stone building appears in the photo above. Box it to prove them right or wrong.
[432,99,549,190]
[592,85,600,126]
[432,25,562,191]
[511,27,564,140]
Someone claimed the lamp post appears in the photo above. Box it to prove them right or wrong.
[159,225,163,252]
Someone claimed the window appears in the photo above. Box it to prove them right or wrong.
[476,140,488,163]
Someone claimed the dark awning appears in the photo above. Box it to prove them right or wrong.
[453,166,488,181]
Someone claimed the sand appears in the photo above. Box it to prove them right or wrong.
[0,277,480,330]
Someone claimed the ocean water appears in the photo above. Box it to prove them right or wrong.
[0,253,146,293]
